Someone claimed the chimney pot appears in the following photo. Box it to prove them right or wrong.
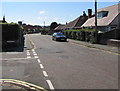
[88,9,92,18]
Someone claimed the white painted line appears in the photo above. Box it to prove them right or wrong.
[33,53,37,56]
[37,59,41,63]
[32,49,35,52]
[27,53,30,56]
[27,52,30,54]
[40,64,44,69]
[27,56,31,59]
[43,71,48,77]
[33,51,36,54]
[46,80,55,90]
[26,50,30,52]
[34,56,38,59]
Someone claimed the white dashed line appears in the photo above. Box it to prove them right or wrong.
[29,49,54,90]
[32,49,35,52]
[43,71,48,77]
[33,51,36,53]
[37,59,41,63]
[34,56,39,58]
[27,53,30,56]
[46,80,55,90]
[26,50,30,52]
[27,56,31,59]
[40,64,44,69]
[27,51,30,54]
[33,53,37,56]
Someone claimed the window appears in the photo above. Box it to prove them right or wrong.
[97,11,108,18]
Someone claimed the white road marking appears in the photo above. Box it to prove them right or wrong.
[27,53,30,56]
[26,50,30,52]
[27,56,31,59]
[32,49,35,52]
[34,56,39,58]
[27,51,30,54]
[33,51,36,54]
[46,80,55,90]
[43,71,48,77]
[40,64,44,69]
[33,53,37,56]
[37,59,41,63]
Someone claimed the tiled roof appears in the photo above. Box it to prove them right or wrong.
[82,4,119,27]
[54,24,65,30]
[64,16,88,29]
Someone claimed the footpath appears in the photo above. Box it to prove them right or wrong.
[68,39,120,55]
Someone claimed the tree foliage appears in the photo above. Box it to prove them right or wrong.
[50,22,58,30]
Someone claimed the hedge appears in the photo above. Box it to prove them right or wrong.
[64,29,96,43]
[40,28,49,35]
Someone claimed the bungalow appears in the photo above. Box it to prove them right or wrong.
[82,3,120,32]
[63,11,88,30]
[54,24,65,32]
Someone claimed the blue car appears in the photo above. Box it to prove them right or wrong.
[52,32,67,41]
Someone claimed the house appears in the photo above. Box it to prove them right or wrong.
[63,10,93,30]
[82,3,120,32]
[54,24,65,32]
[63,12,88,30]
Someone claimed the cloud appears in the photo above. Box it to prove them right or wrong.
[37,16,47,21]
[39,11,45,14]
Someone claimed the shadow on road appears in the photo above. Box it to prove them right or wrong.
[2,45,25,52]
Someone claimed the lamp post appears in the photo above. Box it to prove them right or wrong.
[95,0,98,43]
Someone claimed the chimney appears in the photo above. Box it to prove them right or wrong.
[88,9,92,18]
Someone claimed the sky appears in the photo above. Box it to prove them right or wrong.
[0,1,119,26]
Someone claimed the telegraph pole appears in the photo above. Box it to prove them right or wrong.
[95,0,98,43]
[44,21,45,28]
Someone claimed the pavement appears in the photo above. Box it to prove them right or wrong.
[68,39,120,55]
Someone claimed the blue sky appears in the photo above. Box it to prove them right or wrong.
[1,2,118,26]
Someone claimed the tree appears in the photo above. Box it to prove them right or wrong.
[50,22,58,30]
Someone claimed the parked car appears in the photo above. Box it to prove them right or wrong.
[52,32,67,41]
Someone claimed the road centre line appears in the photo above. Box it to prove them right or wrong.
[34,56,39,58]
[27,56,31,59]
[27,40,54,90]
[27,51,30,54]
[43,71,48,77]
[32,49,35,52]
[33,53,37,56]
[46,80,55,90]
[40,64,44,69]
[37,59,41,63]
[33,51,36,54]
[27,53,30,56]
[26,50,30,52]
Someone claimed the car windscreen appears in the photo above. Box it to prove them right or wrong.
[56,33,64,36]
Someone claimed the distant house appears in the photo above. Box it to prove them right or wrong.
[82,4,120,32]
[63,10,91,30]
[54,24,65,32]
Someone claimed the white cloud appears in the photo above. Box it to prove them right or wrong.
[37,16,47,21]
[39,11,45,14]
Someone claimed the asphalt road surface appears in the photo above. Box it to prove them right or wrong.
[1,33,118,90]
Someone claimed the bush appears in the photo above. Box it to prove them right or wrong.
[64,29,96,42]
[41,28,49,35]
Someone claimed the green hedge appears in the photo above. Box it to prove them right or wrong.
[40,28,49,35]
[64,29,96,43]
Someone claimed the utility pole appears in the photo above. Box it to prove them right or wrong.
[95,0,98,43]
[44,21,45,28]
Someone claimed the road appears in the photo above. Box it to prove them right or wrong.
[1,33,118,90]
